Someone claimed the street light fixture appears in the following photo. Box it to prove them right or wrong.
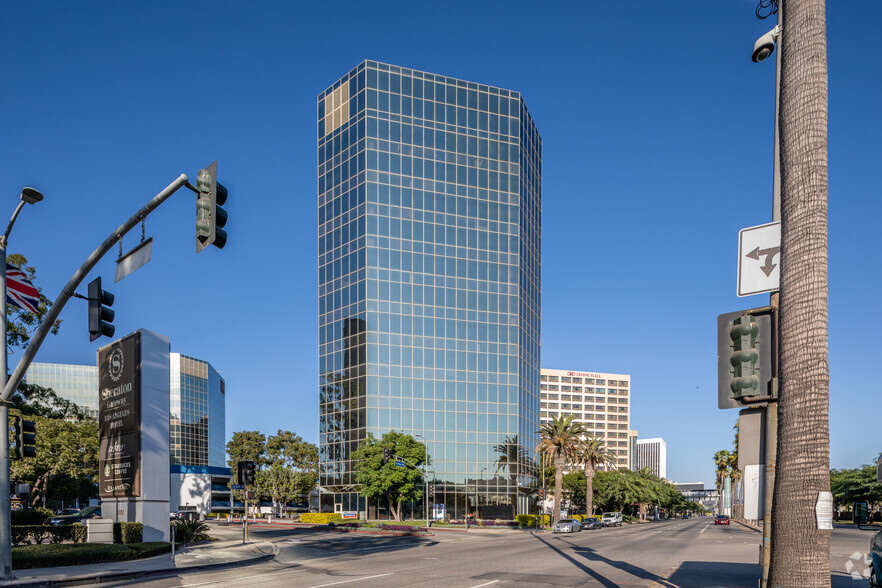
[0,187,43,579]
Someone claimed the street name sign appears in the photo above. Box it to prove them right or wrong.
[738,221,780,297]
[394,460,406,468]
[231,484,244,490]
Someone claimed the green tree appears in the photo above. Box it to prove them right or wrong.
[351,431,428,521]
[536,415,587,523]
[5,253,62,353]
[713,449,732,510]
[262,430,318,515]
[10,415,99,507]
[578,437,617,516]
[226,431,266,503]
[562,470,586,508]
[830,465,882,511]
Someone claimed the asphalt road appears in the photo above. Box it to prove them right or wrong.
[91,519,878,587]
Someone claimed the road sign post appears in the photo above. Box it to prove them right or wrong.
[738,222,781,297]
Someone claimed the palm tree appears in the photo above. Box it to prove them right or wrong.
[579,437,617,517]
[713,450,732,512]
[768,0,830,584]
[537,415,587,523]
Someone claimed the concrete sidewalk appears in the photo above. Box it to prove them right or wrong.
[0,538,276,587]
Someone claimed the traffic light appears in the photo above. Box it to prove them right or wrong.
[382,448,391,464]
[196,161,228,252]
[427,484,435,498]
[717,309,774,409]
[13,416,36,459]
[238,460,257,485]
[538,488,544,499]
[87,277,115,342]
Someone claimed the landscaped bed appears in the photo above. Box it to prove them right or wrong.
[13,542,171,569]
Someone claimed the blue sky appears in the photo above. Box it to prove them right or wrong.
[1,1,878,487]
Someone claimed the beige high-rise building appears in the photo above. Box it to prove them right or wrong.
[540,368,632,470]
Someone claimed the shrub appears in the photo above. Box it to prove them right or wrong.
[516,514,536,528]
[380,523,424,532]
[171,519,210,545]
[11,525,87,546]
[113,522,143,544]
[12,542,170,569]
[299,513,342,524]
[11,509,53,526]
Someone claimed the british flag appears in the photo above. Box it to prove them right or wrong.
[6,263,40,314]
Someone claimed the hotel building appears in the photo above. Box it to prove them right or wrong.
[539,368,632,470]
[318,61,542,517]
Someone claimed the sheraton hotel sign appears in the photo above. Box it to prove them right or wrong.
[98,332,142,498]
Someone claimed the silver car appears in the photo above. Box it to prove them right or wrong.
[552,518,582,533]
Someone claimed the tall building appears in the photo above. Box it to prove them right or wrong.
[539,369,632,470]
[25,363,100,418]
[636,437,667,479]
[318,61,542,518]
[27,353,230,514]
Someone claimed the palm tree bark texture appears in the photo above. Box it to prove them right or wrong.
[767,0,830,586]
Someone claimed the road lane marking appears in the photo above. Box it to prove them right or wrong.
[469,581,499,588]
[700,522,712,533]
[307,572,394,587]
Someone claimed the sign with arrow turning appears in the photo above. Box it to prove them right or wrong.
[738,221,781,297]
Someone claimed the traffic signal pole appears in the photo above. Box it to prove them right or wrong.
[0,172,198,580]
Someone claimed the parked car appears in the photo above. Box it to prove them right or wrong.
[57,508,80,516]
[552,519,582,533]
[601,512,623,527]
[681,514,689,519]
[171,510,198,520]
[714,514,730,525]
[44,506,101,526]
[580,517,602,530]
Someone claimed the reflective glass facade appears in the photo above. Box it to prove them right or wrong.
[27,354,225,469]
[26,363,100,418]
[318,61,541,517]
[170,353,226,468]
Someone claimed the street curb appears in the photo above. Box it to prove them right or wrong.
[733,519,762,533]
[2,546,275,587]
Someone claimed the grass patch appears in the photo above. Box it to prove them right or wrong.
[13,542,170,569]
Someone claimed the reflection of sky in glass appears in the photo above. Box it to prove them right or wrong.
[318,61,541,513]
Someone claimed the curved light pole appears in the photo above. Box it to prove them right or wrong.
[0,187,43,579]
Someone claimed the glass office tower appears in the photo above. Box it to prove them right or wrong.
[318,61,541,518]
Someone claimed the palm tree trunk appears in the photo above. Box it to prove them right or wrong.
[768,0,830,585]
[585,463,596,516]
[553,455,564,523]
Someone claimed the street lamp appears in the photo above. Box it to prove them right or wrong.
[414,434,429,530]
[0,187,43,579]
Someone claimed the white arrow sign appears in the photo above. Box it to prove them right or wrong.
[738,221,781,297]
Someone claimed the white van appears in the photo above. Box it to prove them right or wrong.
[601,512,623,527]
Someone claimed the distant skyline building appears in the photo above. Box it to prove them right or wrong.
[318,60,542,518]
[27,352,230,514]
[539,368,632,470]
[636,437,667,479]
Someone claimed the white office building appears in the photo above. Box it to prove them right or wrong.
[539,369,632,470]
[636,437,667,479]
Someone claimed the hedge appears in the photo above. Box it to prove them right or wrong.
[11,525,87,546]
[113,522,143,544]
[12,542,170,569]
[11,509,53,526]
[300,513,342,524]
